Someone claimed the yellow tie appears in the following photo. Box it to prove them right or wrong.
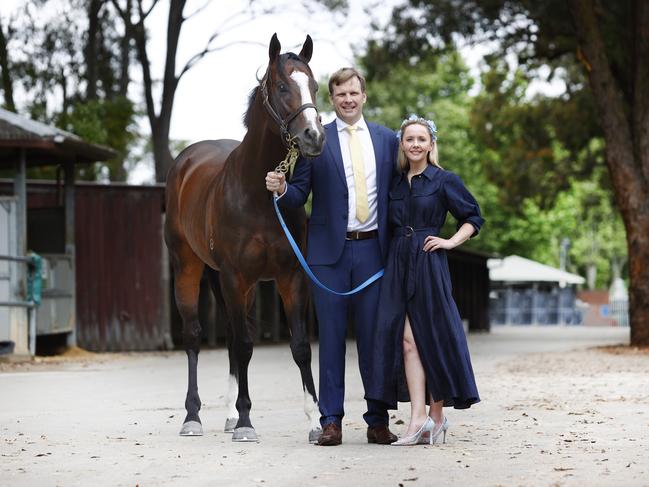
[346,125,369,223]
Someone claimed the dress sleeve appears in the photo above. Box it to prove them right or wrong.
[443,172,485,237]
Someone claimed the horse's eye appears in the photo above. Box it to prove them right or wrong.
[279,83,287,92]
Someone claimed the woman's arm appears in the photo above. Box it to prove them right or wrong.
[422,222,475,252]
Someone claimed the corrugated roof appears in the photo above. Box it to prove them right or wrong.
[488,255,585,284]
[0,107,81,141]
[0,107,116,165]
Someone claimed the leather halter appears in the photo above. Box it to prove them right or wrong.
[260,69,318,148]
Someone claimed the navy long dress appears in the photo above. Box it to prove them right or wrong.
[366,164,484,410]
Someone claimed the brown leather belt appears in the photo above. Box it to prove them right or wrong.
[345,230,378,240]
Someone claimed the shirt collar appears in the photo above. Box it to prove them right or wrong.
[421,164,440,180]
[336,115,368,133]
[397,164,440,183]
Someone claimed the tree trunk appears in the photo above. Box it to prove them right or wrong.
[128,0,185,182]
[570,0,649,346]
[118,0,132,97]
[0,20,16,112]
[85,0,102,100]
[152,123,174,182]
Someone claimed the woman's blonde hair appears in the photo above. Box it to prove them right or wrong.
[397,118,442,172]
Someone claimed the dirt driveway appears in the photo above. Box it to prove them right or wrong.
[1,326,647,487]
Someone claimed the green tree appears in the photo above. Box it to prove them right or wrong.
[504,168,626,288]
[375,0,649,345]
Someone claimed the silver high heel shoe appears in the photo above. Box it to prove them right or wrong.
[428,416,449,445]
[392,417,434,446]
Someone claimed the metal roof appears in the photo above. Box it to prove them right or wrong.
[0,107,116,166]
[488,255,585,285]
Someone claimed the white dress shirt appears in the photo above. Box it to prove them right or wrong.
[336,116,378,232]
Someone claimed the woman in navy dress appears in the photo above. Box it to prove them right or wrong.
[367,115,484,446]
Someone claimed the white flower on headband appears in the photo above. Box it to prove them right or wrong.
[396,114,438,141]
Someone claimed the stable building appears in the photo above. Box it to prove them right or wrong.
[488,255,585,326]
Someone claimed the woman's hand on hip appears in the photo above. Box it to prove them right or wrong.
[423,235,456,252]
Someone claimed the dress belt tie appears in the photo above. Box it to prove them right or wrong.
[392,226,439,300]
[393,226,439,237]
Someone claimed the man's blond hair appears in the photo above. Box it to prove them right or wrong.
[328,67,366,94]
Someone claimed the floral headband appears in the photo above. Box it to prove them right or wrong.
[396,114,438,141]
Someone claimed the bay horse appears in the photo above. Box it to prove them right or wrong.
[164,34,325,442]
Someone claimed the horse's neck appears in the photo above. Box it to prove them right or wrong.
[229,109,286,191]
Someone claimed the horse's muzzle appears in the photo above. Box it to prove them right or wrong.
[297,126,325,157]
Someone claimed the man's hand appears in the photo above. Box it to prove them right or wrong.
[265,171,286,194]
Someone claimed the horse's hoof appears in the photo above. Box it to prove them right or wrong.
[224,417,238,433]
[232,427,258,442]
[308,427,322,444]
[179,421,203,436]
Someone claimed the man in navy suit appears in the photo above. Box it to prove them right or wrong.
[265,68,398,446]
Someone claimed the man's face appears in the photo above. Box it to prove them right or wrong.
[330,76,367,125]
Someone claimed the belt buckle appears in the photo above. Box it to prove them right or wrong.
[405,226,414,237]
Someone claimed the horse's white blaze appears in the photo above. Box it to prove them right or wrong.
[303,390,320,431]
[290,71,319,132]
[227,374,239,419]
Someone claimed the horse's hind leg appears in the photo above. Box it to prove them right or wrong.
[171,244,205,436]
[219,270,258,442]
[276,270,321,443]
[205,269,238,433]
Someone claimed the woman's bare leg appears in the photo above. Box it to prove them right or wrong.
[428,394,444,423]
[402,316,429,435]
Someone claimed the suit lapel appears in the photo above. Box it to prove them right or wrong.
[325,121,347,185]
[367,122,384,192]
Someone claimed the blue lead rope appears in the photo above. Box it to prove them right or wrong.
[272,195,384,295]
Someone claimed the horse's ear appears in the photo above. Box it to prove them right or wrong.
[299,35,313,63]
[269,33,281,61]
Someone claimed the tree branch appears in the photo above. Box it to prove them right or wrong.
[142,0,161,20]
[178,40,266,79]
[110,0,127,20]
[184,0,213,21]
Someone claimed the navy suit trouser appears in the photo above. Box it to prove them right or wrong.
[311,236,389,428]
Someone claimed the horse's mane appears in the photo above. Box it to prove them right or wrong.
[243,86,259,129]
[242,52,310,129]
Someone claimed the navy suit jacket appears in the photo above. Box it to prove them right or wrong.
[280,119,399,266]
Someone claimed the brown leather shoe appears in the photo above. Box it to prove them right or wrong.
[367,424,398,444]
[316,423,342,446]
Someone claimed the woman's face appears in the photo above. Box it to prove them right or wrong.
[401,123,433,165]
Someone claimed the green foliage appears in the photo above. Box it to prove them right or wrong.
[470,58,602,211]
[501,168,626,287]
[357,8,627,287]
[57,97,138,181]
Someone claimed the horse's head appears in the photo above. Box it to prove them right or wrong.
[262,34,325,157]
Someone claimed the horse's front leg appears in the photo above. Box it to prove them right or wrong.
[219,270,258,442]
[171,249,205,436]
[276,269,321,443]
[205,269,239,433]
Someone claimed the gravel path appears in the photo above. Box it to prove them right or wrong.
[1,325,646,487]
